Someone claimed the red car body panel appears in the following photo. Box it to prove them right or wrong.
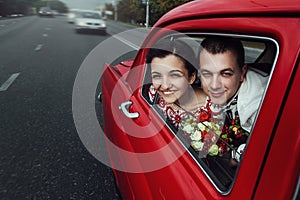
[101,0,300,199]
[156,0,300,26]
[254,60,300,199]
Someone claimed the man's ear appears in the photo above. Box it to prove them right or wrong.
[240,64,247,82]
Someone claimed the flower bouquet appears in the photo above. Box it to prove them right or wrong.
[180,110,249,159]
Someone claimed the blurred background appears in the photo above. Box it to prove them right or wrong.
[0,0,193,27]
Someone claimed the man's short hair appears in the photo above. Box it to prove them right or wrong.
[200,36,245,69]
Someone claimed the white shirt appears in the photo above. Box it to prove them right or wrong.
[237,69,268,132]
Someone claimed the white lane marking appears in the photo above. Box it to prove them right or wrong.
[43,33,48,37]
[113,35,139,50]
[35,44,43,51]
[45,27,51,31]
[0,73,20,91]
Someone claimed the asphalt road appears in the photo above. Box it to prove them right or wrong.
[0,15,147,200]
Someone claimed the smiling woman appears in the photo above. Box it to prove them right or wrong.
[146,38,207,129]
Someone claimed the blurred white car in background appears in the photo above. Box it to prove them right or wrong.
[74,10,106,35]
[38,7,54,17]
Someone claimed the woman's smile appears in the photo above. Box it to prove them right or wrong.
[160,89,176,97]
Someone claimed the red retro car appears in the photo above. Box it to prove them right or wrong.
[101,0,300,199]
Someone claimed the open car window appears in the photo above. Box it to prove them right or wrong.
[142,33,278,193]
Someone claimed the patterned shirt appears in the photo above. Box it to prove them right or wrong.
[148,85,208,129]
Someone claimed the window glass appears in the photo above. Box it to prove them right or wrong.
[243,41,265,63]
[79,11,101,19]
[142,34,278,193]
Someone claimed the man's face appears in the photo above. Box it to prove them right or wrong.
[199,49,247,105]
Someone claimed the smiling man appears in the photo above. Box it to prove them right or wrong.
[199,36,268,133]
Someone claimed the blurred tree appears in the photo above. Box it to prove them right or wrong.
[0,0,67,16]
[16,0,34,14]
[46,0,68,13]
[117,0,135,23]
[132,0,146,25]
[115,0,193,26]
[149,0,192,25]
[104,3,115,20]
[0,0,33,16]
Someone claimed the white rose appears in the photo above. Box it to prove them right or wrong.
[211,123,220,132]
[197,123,206,131]
[203,121,211,130]
[208,144,219,156]
[214,130,221,136]
[190,130,202,141]
[191,141,204,151]
[203,121,210,126]
[182,124,194,134]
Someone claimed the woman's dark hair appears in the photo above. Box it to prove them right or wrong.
[146,38,198,77]
[200,36,245,69]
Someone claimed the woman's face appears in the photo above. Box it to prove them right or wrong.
[151,54,196,104]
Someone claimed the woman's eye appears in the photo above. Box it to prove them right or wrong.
[170,73,182,78]
[151,74,161,79]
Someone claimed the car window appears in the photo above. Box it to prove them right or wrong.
[142,33,278,193]
[40,7,50,11]
[79,12,101,19]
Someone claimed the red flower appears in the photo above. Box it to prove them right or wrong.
[234,131,242,138]
[199,112,209,122]
[218,144,228,154]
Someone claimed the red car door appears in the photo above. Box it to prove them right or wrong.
[101,60,144,199]
[253,56,300,199]
[101,48,208,199]
[101,55,184,198]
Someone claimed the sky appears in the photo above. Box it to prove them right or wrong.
[60,0,114,10]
